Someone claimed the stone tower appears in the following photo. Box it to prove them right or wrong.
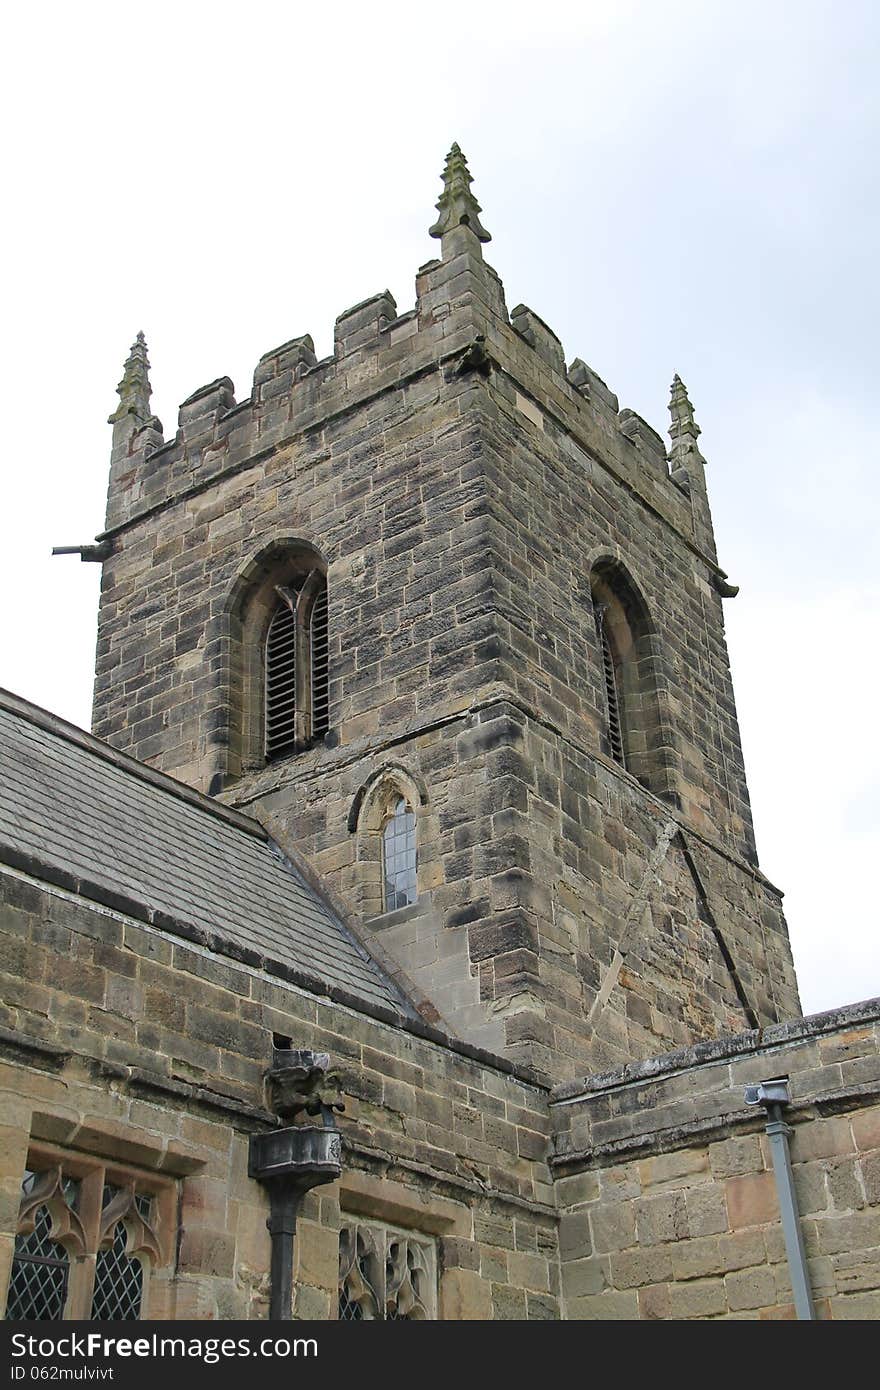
[91,146,800,1079]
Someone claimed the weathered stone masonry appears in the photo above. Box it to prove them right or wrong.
[6,144,873,1323]
[0,864,557,1321]
[553,1001,880,1319]
[90,148,798,1080]
[1,857,878,1320]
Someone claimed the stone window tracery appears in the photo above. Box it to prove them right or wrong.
[4,1153,169,1322]
[264,571,330,761]
[338,1222,436,1321]
[89,1187,159,1322]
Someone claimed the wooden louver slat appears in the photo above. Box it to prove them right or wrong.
[599,620,625,768]
[265,602,298,760]
[310,587,330,737]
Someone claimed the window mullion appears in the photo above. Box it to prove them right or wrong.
[67,1166,103,1318]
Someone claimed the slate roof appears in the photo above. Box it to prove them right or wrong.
[0,689,414,1018]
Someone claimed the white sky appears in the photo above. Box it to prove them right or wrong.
[2,1,877,1016]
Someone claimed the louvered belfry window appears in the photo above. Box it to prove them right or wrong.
[264,573,329,761]
[596,605,626,768]
[265,592,299,761]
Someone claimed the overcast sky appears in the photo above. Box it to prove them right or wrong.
[2,1,877,1016]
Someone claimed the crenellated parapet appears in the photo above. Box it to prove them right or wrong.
[100,146,731,591]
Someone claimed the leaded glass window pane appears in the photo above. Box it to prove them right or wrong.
[89,1186,143,1322]
[338,1289,364,1320]
[382,799,417,912]
[5,1172,79,1322]
[6,1203,69,1321]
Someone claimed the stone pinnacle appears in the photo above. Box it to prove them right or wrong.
[429,143,491,243]
[668,373,701,442]
[109,331,153,426]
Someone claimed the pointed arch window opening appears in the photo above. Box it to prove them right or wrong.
[382,799,418,913]
[263,571,329,762]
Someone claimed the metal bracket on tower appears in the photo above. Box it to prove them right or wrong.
[52,542,113,563]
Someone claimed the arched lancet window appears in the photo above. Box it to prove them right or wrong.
[589,560,674,798]
[348,767,427,921]
[382,798,417,912]
[225,542,331,781]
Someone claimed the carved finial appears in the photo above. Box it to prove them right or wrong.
[108,331,153,426]
[429,143,491,243]
[668,373,701,444]
[667,373,719,562]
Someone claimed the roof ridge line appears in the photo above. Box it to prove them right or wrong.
[0,688,267,842]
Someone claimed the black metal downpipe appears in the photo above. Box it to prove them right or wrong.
[266,1181,304,1321]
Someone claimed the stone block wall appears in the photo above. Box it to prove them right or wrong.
[2,858,876,1320]
[0,864,558,1321]
[93,227,754,857]
[552,1000,880,1319]
[249,697,797,1080]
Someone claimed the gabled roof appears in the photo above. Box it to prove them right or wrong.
[0,689,414,1018]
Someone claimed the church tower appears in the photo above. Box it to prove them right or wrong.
[90,147,800,1079]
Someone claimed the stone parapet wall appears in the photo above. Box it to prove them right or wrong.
[552,1000,880,1318]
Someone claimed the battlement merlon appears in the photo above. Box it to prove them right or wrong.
[97,149,731,588]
